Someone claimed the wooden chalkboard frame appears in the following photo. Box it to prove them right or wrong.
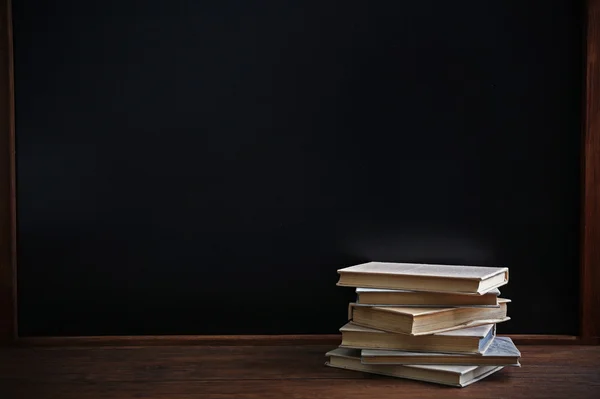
[1,0,599,346]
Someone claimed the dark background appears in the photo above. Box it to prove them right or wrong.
[13,0,583,336]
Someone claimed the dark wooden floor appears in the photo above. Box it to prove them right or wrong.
[0,344,599,398]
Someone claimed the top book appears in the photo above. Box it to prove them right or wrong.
[337,262,509,295]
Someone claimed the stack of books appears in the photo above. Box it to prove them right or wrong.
[325,261,521,388]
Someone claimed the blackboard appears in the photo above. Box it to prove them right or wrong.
[14,0,583,336]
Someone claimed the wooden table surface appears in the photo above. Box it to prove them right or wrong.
[1,344,599,398]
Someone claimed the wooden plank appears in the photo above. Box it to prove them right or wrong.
[582,0,600,343]
[0,0,16,346]
[14,334,580,347]
[0,345,598,398]
[0,345,342,382]
[15,334,343,347]
[0,345,598,382]
[1,378,599,399]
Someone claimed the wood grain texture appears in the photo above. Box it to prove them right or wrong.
[0,344,598,399]
[0,0,16,346]
[583,0,600,342]
[15,334,580,347]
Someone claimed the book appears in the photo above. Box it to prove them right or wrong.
[349,299,510,335]
[325,347,504,388]
[361,336,521,366]
[337,262,508,294]
[340,322,496,354]
[355,287,500,307]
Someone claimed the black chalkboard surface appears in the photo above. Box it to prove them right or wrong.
[13,0,583,336]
